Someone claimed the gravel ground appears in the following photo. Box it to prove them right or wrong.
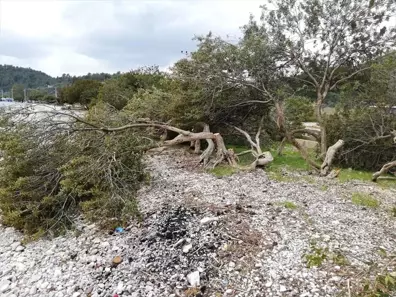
[1,148,396,297]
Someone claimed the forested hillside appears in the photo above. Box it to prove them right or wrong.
[0,65,55,90]
[0,64,114,91]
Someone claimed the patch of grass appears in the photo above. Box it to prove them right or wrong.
[352,250,396,297]
[319,185,329,191]
[338,168,396,189]
[209,165,238,177]
[267,145,312,172]
[391,207,396,218]
[331,252,349,266]
[351,192,380,208]
[281,201,298,209]
[304,245,329,268]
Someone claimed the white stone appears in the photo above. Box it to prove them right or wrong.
[40,281,49,289]
[31,274,42,283]
[322,235,331,242]
[72,292,81,297]
[100,242,110,249]
[15,245,25,252]
[186,271,200,287]
[116,281,124,294]
[182,243,192,253]
[10,242,20,251]
[0,280,11,293]
[54,269,62,277]
[225,289,233,294]
[280,285,287,292]
[92,238,101,244]
[200,217,219,225]
[29,285,37,295]
[265,281,273,288]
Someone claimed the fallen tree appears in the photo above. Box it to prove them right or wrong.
[4,105,349,177]
[372,131,396,182]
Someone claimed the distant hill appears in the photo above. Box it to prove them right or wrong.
[0,64,116,92]
[0,65,56,91]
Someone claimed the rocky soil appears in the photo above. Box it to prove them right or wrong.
[1,148,396,297]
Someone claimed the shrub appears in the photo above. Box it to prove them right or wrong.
[0,105,146,237]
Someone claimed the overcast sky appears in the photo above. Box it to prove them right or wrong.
[0,0,263,77]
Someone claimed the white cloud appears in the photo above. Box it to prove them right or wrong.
[0,0,263,77]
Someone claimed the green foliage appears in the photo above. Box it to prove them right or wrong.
[208,165,239,177]
[351,193,380,208]
[97,67,168,110]
[354,250,396,297]
[59,79,102,106]
[304,244,329,268]
[284,96,315,126]
[0,105,146,237]
[326,53,396,171]
[0,64,54,90]
[331,252,350,266]
[281,201,298,209]
[304,241,350,268]
[12,84,24,102]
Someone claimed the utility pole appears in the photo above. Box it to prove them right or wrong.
[24,89,27,102]
[1,89,3,98]
[55,86,58,98]
[11,87,13,99]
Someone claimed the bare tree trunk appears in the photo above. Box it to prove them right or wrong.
[193,140,201,154]
[372,161,396,182]
[277,137,286,156]
[320,139,344,176]
[315,93,327,157]
[320,126,327,158]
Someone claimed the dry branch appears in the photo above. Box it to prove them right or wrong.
[233,119,274,169]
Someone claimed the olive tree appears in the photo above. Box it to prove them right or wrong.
[248,0,396,156]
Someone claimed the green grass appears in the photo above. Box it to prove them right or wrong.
[217,143,396,189]
[209,165,238,177]
[338,168,396,189]
[319,185,328,191]
[280,201,298,209]
[391,207,396,217]
[227,143,313,181]
[351,192,380,208]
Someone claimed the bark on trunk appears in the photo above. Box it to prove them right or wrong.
[320,126,327,158]
[320,139,344,176]
[372,161,396,182]
[277,137,286,156]
[315,94,327,157]
[193,140,201,154]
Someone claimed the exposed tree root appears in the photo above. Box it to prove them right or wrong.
[372,161,396,182]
